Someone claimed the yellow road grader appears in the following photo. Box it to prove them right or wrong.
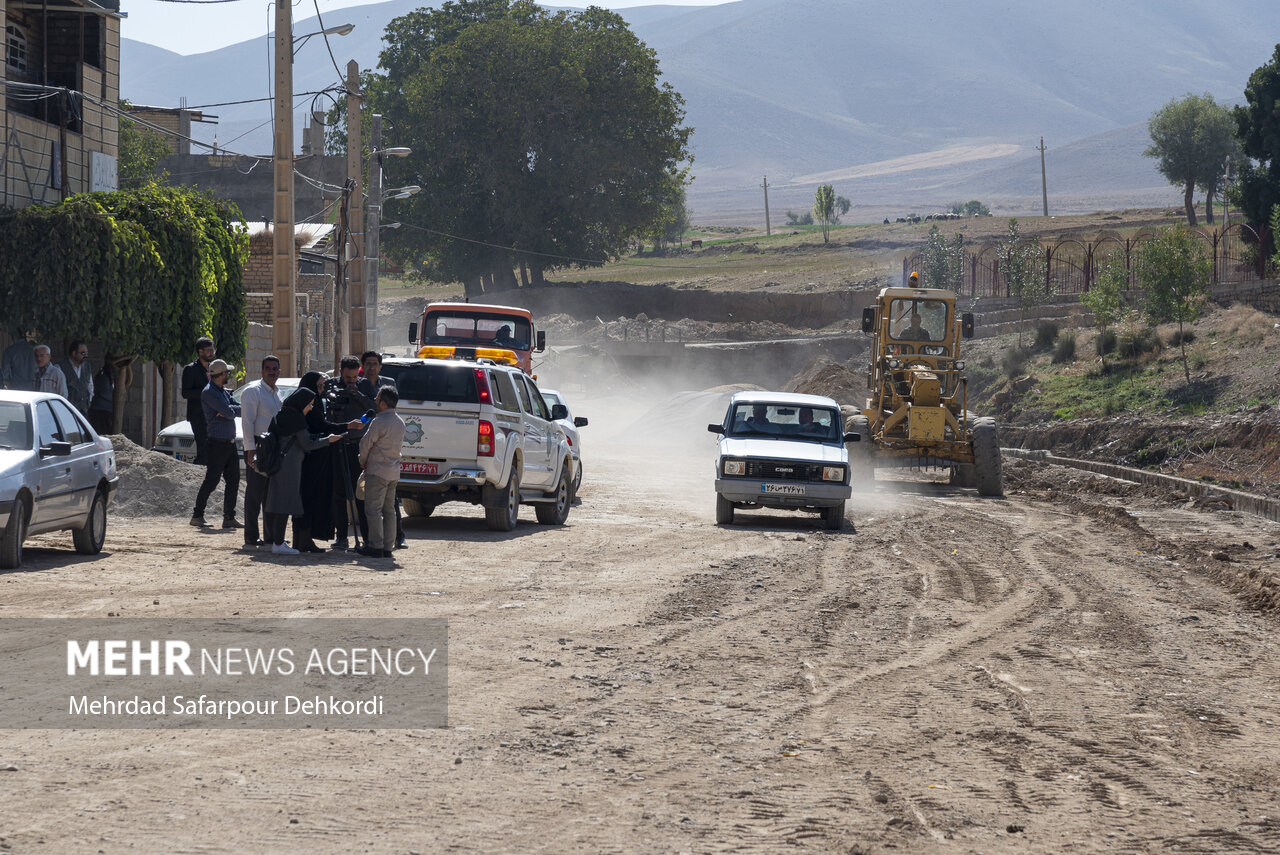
[846,284,1003,496]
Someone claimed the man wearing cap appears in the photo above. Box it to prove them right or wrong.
[190,358,243,529]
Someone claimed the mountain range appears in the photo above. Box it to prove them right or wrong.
[120,0,1278,224]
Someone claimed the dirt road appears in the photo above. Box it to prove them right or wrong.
[2,406,1279,854]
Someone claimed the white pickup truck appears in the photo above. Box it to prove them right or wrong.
[383,354,576,531]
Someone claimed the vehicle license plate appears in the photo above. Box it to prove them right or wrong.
[401,461,438,475]
[762,483,805,495]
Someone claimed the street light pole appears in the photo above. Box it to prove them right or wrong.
[367,113,383,352]
[272,0,296,375]
[345,60,365,357]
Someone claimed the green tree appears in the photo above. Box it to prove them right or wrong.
[813,184,835,242]
[0,186,246,430]
[361,0,691,295]
[117,101,172,190]
[1272,205,1280,272]
[785,210,813,226]
[1144,93,1238,226]
[996,219,1050,348]
[832,194,851,224]
[950,200,990,217]
[1233,45,1280,240]
[1081,260,1129,372]
[919,224,964,292]
[1134,224,1211,383]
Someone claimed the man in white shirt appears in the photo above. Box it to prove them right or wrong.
[240,355,284,548]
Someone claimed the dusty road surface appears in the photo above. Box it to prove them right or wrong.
[2,400,1280,854]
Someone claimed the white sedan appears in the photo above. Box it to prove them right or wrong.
[0,391,119,569]
[538,389,588,494]
[152,380,300,463]
[708,391,858,530]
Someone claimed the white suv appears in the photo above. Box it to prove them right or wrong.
[709,391,858,530]
[387,354,576,531]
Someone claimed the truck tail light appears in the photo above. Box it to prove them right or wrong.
[477,420,495,457]
[474,368,491,404]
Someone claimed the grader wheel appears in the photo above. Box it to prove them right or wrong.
[972,417,1004,497]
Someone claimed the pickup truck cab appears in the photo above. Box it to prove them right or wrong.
[409,302,545,375]
[708,391,858,531]
[387,351,576,531]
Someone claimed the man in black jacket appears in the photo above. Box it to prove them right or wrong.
[181,337,215,465]
[328,355,377,550]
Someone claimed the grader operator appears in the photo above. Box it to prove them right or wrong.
[847,276,1003,496]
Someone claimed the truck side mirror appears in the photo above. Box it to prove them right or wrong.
[408,322,418,344]
[536,330,547,352]
[707,423,725,434]
[961,312,975,339]
[550,403,569,421]
[861,308,875,334]
[573,417,589,428]
[842,433,862,443]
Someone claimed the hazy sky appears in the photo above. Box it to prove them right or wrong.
[121,0,732,54]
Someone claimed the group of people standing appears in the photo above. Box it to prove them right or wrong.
[1,336,117,434]
[183,339,407,564]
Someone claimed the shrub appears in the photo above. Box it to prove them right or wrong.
[1118,327,1160,358]
[1033,322,1059,351]
[1096,329,1117,356]
[1051,333,1076,364]
[1167,329,1196,347]
[1002,347,1030,378]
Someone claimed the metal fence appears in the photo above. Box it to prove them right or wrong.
[903,223,1272,297]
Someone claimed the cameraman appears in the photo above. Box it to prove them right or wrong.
[328,355,376,550]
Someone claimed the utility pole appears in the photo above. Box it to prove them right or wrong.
[271,0,297,376]
[1038,137,1049,217]
[762,175,771,236]
[334,180,351,371]
[344,60,365,357]
[366,113,383,352]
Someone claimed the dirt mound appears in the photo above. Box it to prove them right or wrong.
[108,434,232,518]
[784,359,866,407]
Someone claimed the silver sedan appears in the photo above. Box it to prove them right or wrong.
[0,391,120,569]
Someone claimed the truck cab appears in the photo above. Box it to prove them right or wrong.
[409,302,546,375]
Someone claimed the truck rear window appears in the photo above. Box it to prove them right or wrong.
[397,364,478,403]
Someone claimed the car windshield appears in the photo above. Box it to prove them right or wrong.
[424,312,533,351]
[725,402,841,442]
[0,401,32,450]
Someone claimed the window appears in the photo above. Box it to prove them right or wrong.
[522,378,551,420]
[50,399,86,445]
[397,364,478,404]
[36,401,63,448]
[491,371,521,414]
[424,311,533,350]
[513,374,534,414]
[0,402,32,450]
[6,24,27,74]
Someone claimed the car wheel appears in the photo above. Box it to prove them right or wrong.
[572,459,583,495]
[1,496,28,570]
[972,418,1004,497]
[823,501,845,531]
[401,497,435,518]
[715,493,734,525]
[485,467,521,532]
[73,490,108,555]
[535,465,572,525]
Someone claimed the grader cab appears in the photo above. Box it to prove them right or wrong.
[847,285,1003,496]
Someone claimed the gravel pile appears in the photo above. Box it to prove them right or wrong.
[107,434,239,518]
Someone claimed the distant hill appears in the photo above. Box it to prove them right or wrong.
[120,0,1277,223]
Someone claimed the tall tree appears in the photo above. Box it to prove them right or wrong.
[813,184,835,243]
[919,224,964,292]
[996,219,1050,348]
[1134,224,1211,383]
[363,0,691,295]
[117,101,172,190]
[1233,45,1280,241]
[1144,93,1238,226]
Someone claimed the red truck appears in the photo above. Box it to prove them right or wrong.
[408,302,545,375]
